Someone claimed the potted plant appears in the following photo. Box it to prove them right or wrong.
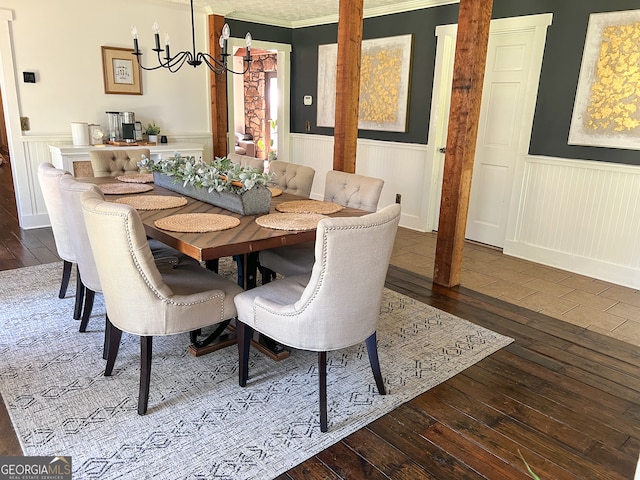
[144,122,161,143]
[139,154,274,215]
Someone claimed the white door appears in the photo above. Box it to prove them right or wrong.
[465,30,533,246]
[427,14,552,247]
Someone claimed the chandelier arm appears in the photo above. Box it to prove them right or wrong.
[165,52,192,73]
[133,53,170,71]
[198,55,226,75]
[198,52,251,75]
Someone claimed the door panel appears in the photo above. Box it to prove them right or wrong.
[465,30,534,247]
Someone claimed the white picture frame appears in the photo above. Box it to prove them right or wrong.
[317,34,412,132]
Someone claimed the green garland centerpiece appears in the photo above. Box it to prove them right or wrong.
[140,153,275,215]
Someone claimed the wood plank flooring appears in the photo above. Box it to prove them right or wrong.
[0,161,638,479]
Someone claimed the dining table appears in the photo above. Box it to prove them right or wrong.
[81,176,370,358]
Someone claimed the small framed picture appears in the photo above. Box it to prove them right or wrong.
[101,46,142,95]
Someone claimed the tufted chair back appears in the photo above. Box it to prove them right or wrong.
[228,152,264,172]
[324,170,384,212]
[89,149,150,177]
[269,160,315,198]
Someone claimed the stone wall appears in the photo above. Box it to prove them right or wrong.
[244,53,277,159]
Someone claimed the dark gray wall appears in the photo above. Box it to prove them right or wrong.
[230,1,640,165]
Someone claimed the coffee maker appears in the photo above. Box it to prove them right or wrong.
[105,111,137,143]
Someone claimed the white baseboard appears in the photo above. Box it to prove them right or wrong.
[504,239,640,290]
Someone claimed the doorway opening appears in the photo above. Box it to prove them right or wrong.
[226,38,291,163]
[234,50,278,160]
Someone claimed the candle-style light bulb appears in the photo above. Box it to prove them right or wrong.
[164,33,171,60]
[222,23,231,40]
[153,20,161,51]
[131,26,140,55]
[244,32,252,63]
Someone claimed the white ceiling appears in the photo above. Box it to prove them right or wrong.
[165,0,457,28]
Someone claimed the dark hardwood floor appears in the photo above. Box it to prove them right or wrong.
[1,160,638,478]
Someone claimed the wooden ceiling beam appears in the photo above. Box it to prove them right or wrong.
[433,0,493,287]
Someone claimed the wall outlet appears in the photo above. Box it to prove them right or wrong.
[20,117,30,131]
[395,193,402,204]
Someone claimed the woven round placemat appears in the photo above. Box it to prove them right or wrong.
[256,213,327,231]
[116,173,155,184]
[114,195,188,210]
[275,199,344,215]
[154,213,240,233]
[99,183,154,195]
[268,187,283,197]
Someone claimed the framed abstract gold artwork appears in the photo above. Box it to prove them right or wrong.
[569,10,640,149]
[317,34,412,132]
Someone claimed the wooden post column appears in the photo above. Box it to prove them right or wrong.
[210,14,228,158]
[433,0,493,287]
[333,0,364,173]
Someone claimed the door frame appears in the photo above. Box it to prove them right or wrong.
[225,38,291,163]
[425,13,553,234]
[0,9,29,227]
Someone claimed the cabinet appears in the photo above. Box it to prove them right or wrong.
[49,143,204,176]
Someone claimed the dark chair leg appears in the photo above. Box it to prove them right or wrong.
[260,266,276,285]
[103,315,110,360]
[365,333,386,395]
[138,336,153,415]
[79,289,95,332]
[104,320,123,376]
[189,329,202,344]
[73,270,85,320]
[59,260,72,299]
[319,351,328,432]
[237,321,253,387]
[205,259,219,273]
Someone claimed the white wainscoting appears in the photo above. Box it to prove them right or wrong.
[290,134,431,231]
[18,134,213,229]
[505,155,640,289]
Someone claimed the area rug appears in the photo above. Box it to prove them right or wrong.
[0,262,513,479]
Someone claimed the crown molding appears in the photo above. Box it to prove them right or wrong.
[223,0,459,29]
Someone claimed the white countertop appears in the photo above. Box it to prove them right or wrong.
[49,142,204,156]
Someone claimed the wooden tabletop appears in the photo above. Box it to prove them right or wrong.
[83,177,368,262]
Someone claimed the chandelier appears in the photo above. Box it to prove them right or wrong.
[131,0,252,75]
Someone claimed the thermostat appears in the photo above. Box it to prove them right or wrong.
[303,95,313,106]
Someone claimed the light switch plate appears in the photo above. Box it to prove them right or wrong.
[303,95,313,106]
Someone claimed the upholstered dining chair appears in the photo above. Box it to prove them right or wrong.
[234,203,401,432]
[268,160,315,198]
[58,174,194,335]
[37,162,83,319]
[89,148,150,177]
[80,189,244,414]
[259,170,385,280]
